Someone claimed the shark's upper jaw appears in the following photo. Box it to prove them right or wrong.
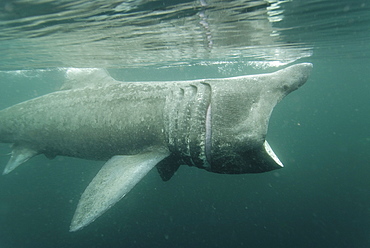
[0,63,312,231]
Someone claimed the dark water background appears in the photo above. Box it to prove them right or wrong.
[1,0,370,247]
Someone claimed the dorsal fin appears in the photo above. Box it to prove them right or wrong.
[61,68,119,90]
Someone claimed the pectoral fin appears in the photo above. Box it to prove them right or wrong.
[3,145,38,175]
[156,154,181,181]
[70,149,170,232]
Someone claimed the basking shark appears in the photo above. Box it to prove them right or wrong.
[0,63,312,231]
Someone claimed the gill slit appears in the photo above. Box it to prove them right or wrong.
[205,104,212,165]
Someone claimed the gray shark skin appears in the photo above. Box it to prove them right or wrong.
[0,63,312,231]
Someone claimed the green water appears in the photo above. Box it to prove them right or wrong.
[0,0,369,247]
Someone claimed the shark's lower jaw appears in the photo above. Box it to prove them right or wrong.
[203,140,284,174]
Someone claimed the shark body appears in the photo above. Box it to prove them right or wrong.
[0,63,312,231]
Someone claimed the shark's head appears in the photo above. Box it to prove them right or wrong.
[164,63,312,175]
[203,63,312,174]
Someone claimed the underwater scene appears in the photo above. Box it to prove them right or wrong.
[0,0,369,247]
